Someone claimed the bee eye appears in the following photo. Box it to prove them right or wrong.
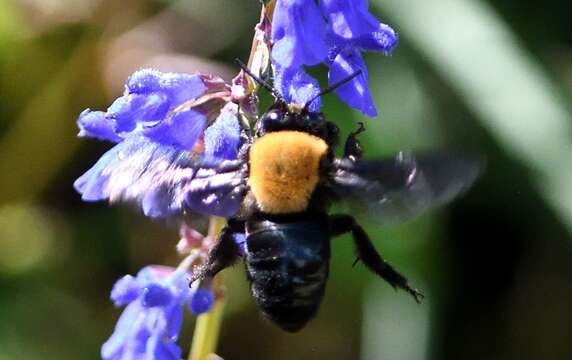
[259,109,285,133]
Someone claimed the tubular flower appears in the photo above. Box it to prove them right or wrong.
[77,69,228,148]
[102,266,214,360]
[74,69,242,218]
[271,0,398,116]
[271,0,329,69]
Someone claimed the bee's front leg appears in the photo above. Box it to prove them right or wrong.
[190,219,244,284]
[344,122,365,161]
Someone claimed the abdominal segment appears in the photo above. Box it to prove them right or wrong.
[245,220,330,332]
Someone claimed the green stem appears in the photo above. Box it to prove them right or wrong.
[189,294,226,360]
[188,217,227,360]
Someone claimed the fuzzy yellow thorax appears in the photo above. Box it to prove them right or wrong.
[248,131,328,214]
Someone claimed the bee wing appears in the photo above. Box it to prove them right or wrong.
[74,134,246,218]
[330,152,482,224]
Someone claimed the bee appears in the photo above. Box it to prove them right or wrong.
[184,69,479,331]
[79,69,480,332]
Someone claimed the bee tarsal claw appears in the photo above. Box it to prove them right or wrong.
[407,287,425,304]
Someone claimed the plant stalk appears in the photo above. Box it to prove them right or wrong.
[188,217,227,360]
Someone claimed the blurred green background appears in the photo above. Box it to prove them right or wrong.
[1,0,571,359]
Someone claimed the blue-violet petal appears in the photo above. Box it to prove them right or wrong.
[274,66,322,112]
[204,106,241,160]
[143,109,207,150]
[272,0,328,68]
[77,110,123,142]
[329,49,377,117]
[189,288,215,315]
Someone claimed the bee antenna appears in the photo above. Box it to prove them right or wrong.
[302,70,362,111]
[234,58,284,102]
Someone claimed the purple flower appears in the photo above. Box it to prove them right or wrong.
[327,48,376,116]
[78,69,228,150]
[74,69,241,218]
[271,0,398,116]
[320,0,397,51]
[102,266,214,360]
[271,0,328,69]
[189,289,215,315]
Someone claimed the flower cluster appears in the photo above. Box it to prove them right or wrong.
[271,0,398,116]
[74,69,242,218]
[75,70,237,359]
[102,266,214,360]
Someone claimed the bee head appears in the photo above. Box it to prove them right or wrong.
[232,58,352,145]
[256,100,331,140]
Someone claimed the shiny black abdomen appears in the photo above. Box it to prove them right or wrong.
[245,215,330,332]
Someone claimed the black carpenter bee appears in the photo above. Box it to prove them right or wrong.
[80,67,480,332]
[183,68,481,332]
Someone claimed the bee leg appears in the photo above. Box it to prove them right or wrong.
[190,220,244,284]
[330,214,424,303]
[344,122,365,161]
[201,159,244,172]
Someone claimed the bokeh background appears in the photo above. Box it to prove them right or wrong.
[1,0,571,359]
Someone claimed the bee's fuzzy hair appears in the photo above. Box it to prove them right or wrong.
[248,131,328,214]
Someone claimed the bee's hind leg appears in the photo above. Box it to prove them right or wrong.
[329,214,424,303]
[190,219,244,284]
